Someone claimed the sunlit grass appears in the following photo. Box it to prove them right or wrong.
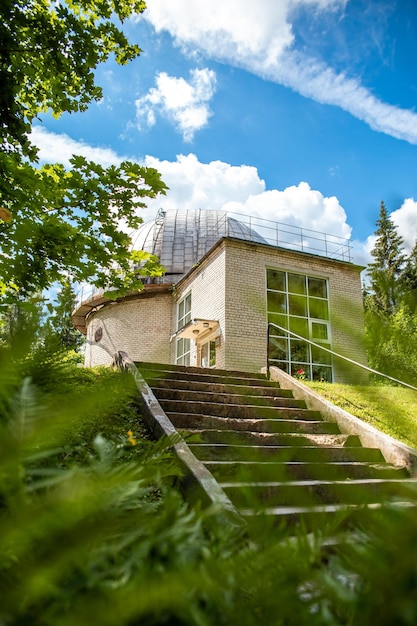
[306,381,417,449]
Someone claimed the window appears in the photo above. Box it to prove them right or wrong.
[267,269,332,381]
[176,293,192,365]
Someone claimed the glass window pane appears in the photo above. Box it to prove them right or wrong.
[312,365,332,382]
[267,291,287,313]
[312,343,332,364]
[309,298,329,320]
[290,339,308,362]
[268,313,288,331]
[288,273,306,295]
[288,295,307,317]
[178,300,184,322]
[311,322,328,340]
[267,269,285,291]
[289,317,308,337]
[269,337,288,360]
[308,277,327,298]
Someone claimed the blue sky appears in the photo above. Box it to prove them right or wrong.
[32,0,417,266]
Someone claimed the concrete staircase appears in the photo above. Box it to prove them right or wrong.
[137,362,417,530]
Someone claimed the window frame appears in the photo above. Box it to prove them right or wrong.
[266,269,333,382]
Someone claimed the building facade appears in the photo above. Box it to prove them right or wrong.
[73,209,366,383]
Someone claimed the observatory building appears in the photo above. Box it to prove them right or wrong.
[72,208,366,382]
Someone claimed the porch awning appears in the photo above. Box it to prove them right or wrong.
[170,318,219,341]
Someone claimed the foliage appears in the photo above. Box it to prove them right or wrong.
[0,0,167,304]
[306,380,417,448]
[365,302,417,387]
[3,342,417,623]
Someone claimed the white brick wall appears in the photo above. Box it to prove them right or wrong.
[85,287,173,366]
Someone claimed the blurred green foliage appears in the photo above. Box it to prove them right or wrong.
[2,334,417,625]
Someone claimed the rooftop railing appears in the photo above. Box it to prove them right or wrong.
[216,210,352,262]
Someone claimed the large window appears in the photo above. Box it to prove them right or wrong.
[267,269,333,381]
[176,293,192,365]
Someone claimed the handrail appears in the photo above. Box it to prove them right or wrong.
[267,322,417,392]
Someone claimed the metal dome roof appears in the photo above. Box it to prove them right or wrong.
[130,208,267,276]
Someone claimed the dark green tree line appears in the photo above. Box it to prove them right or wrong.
[365,201,417,384]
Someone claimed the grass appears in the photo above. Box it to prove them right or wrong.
[305,381,417,449]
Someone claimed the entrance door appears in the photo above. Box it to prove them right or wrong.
[200,340,216,368]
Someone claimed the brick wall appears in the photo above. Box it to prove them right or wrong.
[85,288,173,366]
[222,239,366,382]
[174,246,227,368]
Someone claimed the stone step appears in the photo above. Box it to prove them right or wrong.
[221,478,417,508]
[138,364,278,388]
[169,413,340,434]
[147,377,294,398]
[158,399,322,421]
[151,387,302,408]
[182,428,361,447]
[136,362,416,529]
[188,444,386,463]
[203,461,409,482]
[137,361,269,379]
[240,501,416,530]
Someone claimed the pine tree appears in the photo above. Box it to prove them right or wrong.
[368,201,406,314]
[400,240,417,294]
[44,281,85,353]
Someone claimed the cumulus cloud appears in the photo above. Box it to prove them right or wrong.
[135,68,216,141]
[28,127,368,262]
[31,126,125,167]
[391,199,417,252]
[142,0,417,144]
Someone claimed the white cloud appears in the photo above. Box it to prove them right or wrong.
[392,199,417,252]
[143,152,352,237]
[142,0,417,144]
[31,126,125,167]
[135,68,216,141]
[28,128,370,262]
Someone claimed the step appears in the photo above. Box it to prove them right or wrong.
[147,377,294,398]
[138,365,278,388]
[202,461,409,482]
[151,387,304,408]
[137,361,269,379]
[158,399,322,421]
[240,501,416,530]
[182,429,361,447]
[221,479,417,508]
[168,413,340,434]
[188,444,386,463]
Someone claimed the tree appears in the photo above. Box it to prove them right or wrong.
[367,201,406,315]
[400,240,417,297]
[0,0,167,305]
[44,281,85,353]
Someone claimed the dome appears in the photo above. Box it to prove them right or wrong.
[130,208,267,277]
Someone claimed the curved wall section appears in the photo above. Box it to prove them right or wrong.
[85,290,173,367]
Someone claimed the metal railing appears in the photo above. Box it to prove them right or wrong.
[221,211,352,262]
[267,322,417,392]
